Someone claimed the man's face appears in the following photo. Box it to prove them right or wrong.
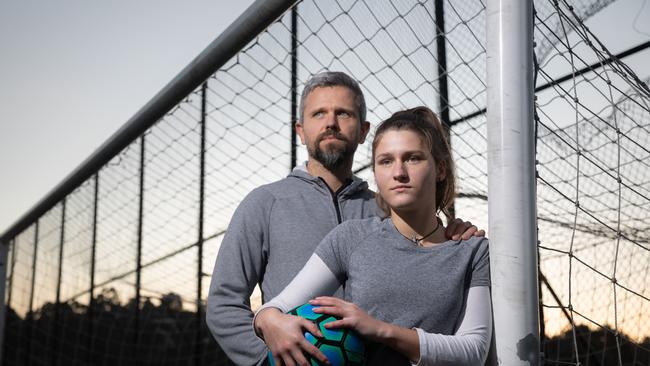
[296,86,370,170]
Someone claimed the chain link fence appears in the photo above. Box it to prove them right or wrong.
[3,0,649,364]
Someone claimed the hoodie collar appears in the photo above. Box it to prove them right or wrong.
[289,162,369,196]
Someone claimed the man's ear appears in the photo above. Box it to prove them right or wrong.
[358,121,371,144]
[295,120,306,145]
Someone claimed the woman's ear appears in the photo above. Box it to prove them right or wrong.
[437,160,447,182]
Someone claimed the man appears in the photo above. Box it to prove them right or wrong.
[206,71,482,365]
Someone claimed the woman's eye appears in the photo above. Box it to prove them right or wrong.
[407,156,421,163]
[377,159,391,166]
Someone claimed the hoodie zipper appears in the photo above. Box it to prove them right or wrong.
[332,193,343,224]
[319,178,352,225]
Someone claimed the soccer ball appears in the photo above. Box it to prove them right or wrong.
[266,302,366,366]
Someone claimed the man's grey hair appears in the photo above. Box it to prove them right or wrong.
[299,71,367,123]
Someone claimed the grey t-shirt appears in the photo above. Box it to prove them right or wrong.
[314,216,490,364]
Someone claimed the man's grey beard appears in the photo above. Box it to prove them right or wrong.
[309,130,358,170]
[313,144,354,170]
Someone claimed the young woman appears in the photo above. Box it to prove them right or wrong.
[254,107,492,366]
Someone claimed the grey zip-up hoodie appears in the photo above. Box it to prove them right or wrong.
[207,166,378,365]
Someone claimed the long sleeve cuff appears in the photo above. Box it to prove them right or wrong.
[413,286,492,366]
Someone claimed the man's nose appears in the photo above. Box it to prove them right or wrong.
[324,113,339,129]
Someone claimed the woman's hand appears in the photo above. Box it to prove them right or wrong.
[309,297,388,342]
[255,308,330,366]
[309,297,421,362]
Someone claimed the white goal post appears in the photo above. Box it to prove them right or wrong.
[487,0,540,364]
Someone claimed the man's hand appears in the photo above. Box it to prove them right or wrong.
[255,308,330,366]
[445,218,486,241]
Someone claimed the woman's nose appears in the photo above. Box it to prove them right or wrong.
[392,162,408,180]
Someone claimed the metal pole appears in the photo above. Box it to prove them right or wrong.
[52,199,66,366]
[486,0,539,364]
[4,239,15,308]
[134,135,146,364]
[434,0,455,220]
[25,221,39,366]
[195,81,208,366]
[88,173,99,364]
[434,0,449,128]
[290,5,299,170]
[0,238,12,364]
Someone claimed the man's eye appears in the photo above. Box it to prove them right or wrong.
[406,156,421,163]
[313,111,324,118]
[337,111,351,118]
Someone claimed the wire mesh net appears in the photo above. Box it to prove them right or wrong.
[3,0,649,365]
[534,1,650,364]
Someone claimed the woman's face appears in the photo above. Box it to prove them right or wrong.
[374,129,444,214]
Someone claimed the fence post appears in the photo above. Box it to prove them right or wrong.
[134,134,146,363]
[88,173,99,364]
[195,81,208,365]
[290,5,299,171]
[52,199,66,365]
[434,0,449,128]
[0,239,10,364]
[486,0,540,364]
[434,0,455,220]
[25,221,39,365]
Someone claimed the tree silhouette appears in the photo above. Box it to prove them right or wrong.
[3,288,234,366]
[542,325,650,365]
[4,291,649,365]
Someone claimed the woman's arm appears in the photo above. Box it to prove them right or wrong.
[414,286,492,365]
[310,286,492,366]
[255,254,340,316]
